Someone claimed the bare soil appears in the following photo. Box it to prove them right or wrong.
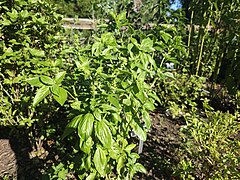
[134,111,183,180]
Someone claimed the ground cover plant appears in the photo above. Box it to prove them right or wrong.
[176,110,240,179]
[0,0,240,179]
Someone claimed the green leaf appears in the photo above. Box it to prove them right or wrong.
[121,81,129,89]
[58,170,67,180]
[62,115,82,139]
[149,92,161,103]
[93,146,107,177]
[125,144,136,153]
[60,47,74,54]
[95,120,112,148]
[142,111,151,129]
[78,113,94,140]
[26,77,42,87]
[54,59,63,67]
[51,86,68,106]
[70,100,81,110]
[133,163,146,174]
[86,172,96,180]
[117,156,125,174]
[80,137,94,154]
[1,19,11,26]
[29,48,45,57]
[7,9,18,22]
[39,76,54,86]
[159,31,172,43]
[118,11,127,21]
[112,113,121,124]
[130,37,139,48]
[55,71,66,84]
[108,95,121,109]
[131,121,147,141]
[101,32,117,46]
[85,154,92,170]
[146,53,156,68]
[4,47,13,56]
[101,104,118,112]
[33,86,50,106]
[140,38,155,52]
[144,102,155,111]
[92,42,103,56]
[136,90,145,103]
[109,146,120,160]
[20,10,29,18]
[93,108,102,121]
[123,98,131,106]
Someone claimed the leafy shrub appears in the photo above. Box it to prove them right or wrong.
[0,0,64,126]
[176,110,240,179]
[185,0,240,95]
[155,72,208,118]
[28,12,162,179]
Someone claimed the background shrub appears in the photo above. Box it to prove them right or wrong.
[176,110,240,179]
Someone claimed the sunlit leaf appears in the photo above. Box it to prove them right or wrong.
[95,120,112,148]
[39,76,54,86]
[29,48,45,57]
[117,156,125,174]
[33,86,50,106]
[70,100,81,110]
[125,144,136,153]
[51,86,68,106]
[86,171,96,180]
[142,111,151,129]
[26,77,42,87]
[123,98,131,106]
[78,113,94,140]
[93,108,102,121]
[144,102,155,111]
[131,121,147,141]
[55,71,66,84]
[93,146,107,177]
[140,38,155,52]
[133,163,146,174]
[108,95,120,109]
[80,137,94,154]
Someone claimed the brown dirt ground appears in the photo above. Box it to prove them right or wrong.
[133,110,183,180]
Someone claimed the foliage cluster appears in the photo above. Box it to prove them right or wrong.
[156,72,207,118]
[0,0,64,126]
[0,0,240,179]
[176,110,240,179]
[183,0,240,94]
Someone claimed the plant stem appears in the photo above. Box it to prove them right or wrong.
[196,4,213,76]
[187,10,194,58]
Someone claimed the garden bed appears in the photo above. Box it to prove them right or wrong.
[0,110,183,179]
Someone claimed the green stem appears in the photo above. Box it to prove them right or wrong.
[196,4,213,76]
[187,10,194,58]
[206,3,224,77]
[196,33,206,76]
[0,81,14,104]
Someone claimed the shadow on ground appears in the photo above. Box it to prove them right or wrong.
[0,126,41,180]
[133,111,183,180]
